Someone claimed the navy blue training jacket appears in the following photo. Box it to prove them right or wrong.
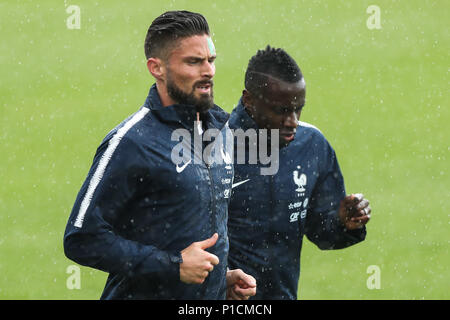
[64,84,233,299]
[227,99,366,300]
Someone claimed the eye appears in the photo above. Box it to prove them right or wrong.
[294,105,304,113]
[186,58,202,65]
[272,106,290,115]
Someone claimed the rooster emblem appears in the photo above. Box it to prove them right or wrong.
[293,171,307,193]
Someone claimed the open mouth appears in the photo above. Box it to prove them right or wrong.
[195,82,212,94]
[280,131,296,142]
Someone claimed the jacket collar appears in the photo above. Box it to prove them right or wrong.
[144,84,229,131]
[229,97,258,131]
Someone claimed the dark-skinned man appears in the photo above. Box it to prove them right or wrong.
[228,46,372,299]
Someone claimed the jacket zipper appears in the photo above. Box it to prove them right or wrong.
[205,162,216,235]
[197,112,216,236]
[268,174,275,278]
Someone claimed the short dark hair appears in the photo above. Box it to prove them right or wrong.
[245,45,303,94]
[144,11,210,60]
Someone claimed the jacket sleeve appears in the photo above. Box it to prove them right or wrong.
[305,139,366,250]
[63,135,183,279]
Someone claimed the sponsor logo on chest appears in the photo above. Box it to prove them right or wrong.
[289,165,309,222]
[288,198,308,222]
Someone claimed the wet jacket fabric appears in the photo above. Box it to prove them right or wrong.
[64,84,233,299]
[227,99,366,299]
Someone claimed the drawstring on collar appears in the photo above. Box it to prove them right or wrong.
[196,112,204,135]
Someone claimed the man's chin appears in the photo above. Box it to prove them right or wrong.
[279,139,293,149]
[166,82,214,113]
[194,96,214,113]
[195,104,213,114]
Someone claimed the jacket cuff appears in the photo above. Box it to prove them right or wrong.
[167,251,183,281]
[340,223,367,243]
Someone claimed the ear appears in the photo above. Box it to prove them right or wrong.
[147,57,165,81]
[242,89,253,110]
[242,89,258,120]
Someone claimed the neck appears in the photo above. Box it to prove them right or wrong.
[155,81,176,107]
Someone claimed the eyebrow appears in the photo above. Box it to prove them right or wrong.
[182,55,216,62]
[275,104,304,109]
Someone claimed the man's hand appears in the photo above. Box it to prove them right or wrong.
[226,268,257,300]
[180,233,220,284]
[339,193,372,230]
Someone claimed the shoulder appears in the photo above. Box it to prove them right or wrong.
[290,121,336,157]
[210,104,230,121]
[96,107,153,157]
[296,120,328,144]
[102,107,151,139]
[294,121,341,171]
[297,120,323,135]
[208,104,231,131]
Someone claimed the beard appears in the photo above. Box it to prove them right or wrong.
[166,73,214,114]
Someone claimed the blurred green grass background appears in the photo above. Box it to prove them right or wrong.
[0,0,448,299]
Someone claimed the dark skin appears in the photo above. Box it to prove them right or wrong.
[242,75,305,148]
[243,75,371,229]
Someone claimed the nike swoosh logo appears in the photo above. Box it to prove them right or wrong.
[176,160,191,173]
[231,179,250,189]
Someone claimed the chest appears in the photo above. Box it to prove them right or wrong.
[144,124,234,203]
[232,150,321,231]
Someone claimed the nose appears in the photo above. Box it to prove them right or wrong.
[201,60,215,79]
[284,111,298,128]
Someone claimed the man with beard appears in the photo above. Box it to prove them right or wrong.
[227,46,372,299]
[64,11,256,300]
